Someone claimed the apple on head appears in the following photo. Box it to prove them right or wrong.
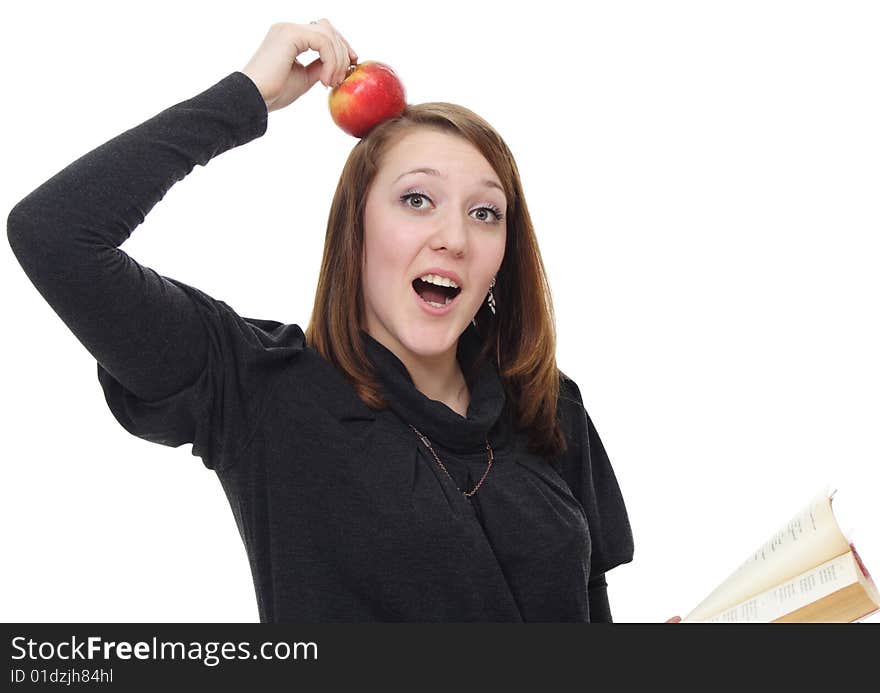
[328,60,406,138]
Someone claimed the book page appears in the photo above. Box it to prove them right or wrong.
[702,551,859,622]
[683,490,851,621]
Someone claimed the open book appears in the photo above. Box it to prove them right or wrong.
[681,490,880,623]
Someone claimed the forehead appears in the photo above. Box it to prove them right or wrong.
[380,129,499,183]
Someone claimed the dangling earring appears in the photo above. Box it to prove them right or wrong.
[487,277,496,315]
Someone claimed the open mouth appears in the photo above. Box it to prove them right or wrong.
[412,277,462,308]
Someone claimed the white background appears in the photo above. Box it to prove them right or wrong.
[2,0,878,623]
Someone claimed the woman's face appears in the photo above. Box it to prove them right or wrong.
[361,128,507,363]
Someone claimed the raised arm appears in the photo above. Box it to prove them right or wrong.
[7,71,268,402]
[7,20,357,405]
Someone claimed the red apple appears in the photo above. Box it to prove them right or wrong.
[328,61,406,138]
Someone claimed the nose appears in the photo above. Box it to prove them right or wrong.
[430,213,468,256]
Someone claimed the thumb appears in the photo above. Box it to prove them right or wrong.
[305,57,328,87]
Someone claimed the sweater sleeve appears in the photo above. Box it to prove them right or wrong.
[588,572,613,622]
[6,72,301,471]
[557,372,635,578]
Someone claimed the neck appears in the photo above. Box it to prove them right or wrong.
[407,355,470,418]
[370,331,470,417]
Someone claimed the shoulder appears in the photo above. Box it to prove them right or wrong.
[558,369,585,408]
[543,370,590,472]
[555,370,610,466]
[557,369,588,438]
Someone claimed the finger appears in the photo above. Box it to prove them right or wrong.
[320,19,348,86]
[331,36,345,86]
[305,56,324,86]
[331,33,347,84]
[336,37,350,83]
[338,33,358,66]
[314,19,343,85]
[306,22,337,86]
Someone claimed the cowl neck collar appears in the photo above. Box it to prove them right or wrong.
[360,324,506,453]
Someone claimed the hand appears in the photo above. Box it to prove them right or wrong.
[664,615,682,623]
[241,19,358,113]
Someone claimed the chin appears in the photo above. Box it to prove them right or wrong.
[399,322,463,357]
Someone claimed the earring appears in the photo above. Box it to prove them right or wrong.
[487,277,496,315]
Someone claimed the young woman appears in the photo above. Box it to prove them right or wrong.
[7,19,633,622]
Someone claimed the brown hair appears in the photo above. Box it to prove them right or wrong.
[304,102,568,458]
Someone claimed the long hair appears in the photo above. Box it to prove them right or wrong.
[304,103,568,458]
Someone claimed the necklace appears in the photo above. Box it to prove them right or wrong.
[409,424,494,498]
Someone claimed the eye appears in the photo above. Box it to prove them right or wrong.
[401,191,431,210]
[471,205,505,223]
[399,190,505,224]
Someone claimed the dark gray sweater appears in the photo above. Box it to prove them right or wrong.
[6,71,634,622]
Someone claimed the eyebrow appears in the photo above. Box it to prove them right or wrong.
[394,167,505,196]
